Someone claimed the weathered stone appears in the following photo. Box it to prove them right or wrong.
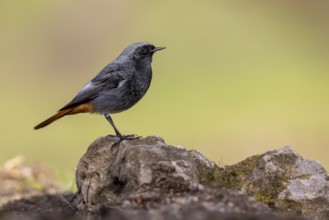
[75,136,223,210]
[224,146,329,219]
[0,137,327,220]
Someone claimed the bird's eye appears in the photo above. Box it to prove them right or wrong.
[140,48,148,54]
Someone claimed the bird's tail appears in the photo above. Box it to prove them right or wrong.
[34,109,73,130]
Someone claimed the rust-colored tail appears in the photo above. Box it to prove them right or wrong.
[34,109,73,130]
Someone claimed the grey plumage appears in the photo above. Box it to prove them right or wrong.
[34,42,165,140]
[61,42,162,113]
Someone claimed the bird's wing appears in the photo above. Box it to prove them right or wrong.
[59,69,126,111]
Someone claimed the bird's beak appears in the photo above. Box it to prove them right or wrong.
[152,46,166,53]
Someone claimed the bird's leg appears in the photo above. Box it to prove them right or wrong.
[104,113,123,139]
[104,113,141,141]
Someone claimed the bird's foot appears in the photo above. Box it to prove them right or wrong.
[110,134,142,148]
[119,134,142,140]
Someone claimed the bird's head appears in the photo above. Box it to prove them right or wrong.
[120,42,165,62]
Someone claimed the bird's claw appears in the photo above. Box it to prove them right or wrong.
[110,134,142,148]
[119,134,142,140]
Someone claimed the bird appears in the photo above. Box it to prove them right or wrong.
[34,42,165,140]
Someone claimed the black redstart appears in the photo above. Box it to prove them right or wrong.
[34,42,165,140]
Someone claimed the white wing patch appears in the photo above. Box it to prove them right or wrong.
[83,82,94,90]
[118,79,127,88]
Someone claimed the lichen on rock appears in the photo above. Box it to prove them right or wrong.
[224,146,329,219]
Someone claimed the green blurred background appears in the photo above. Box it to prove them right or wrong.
[1,0,328,183]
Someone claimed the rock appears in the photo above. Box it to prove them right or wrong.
[0,194,76,220]
[75,136,224,210]
[224,146,329,219]
[1,136,327,220]
[73,136,303,219]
